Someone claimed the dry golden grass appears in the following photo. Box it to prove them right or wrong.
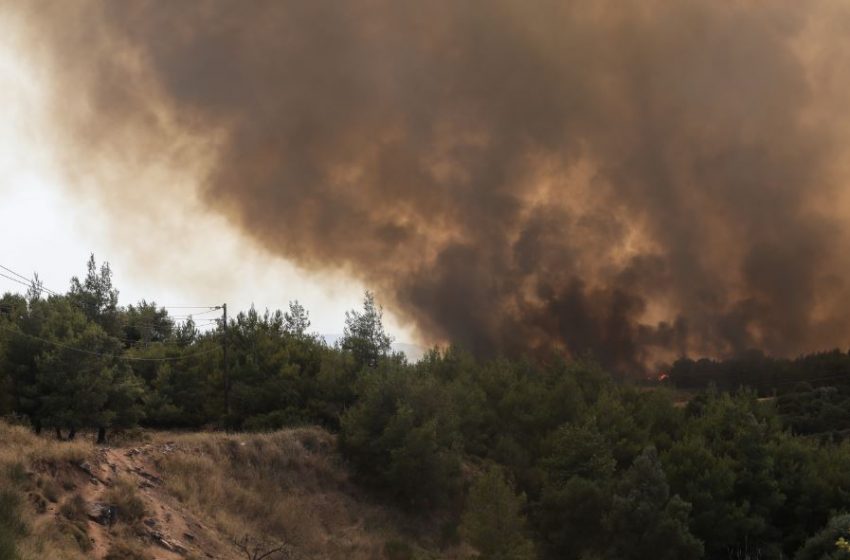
[153,428,452,560]
[0,423,93,560]
[104,540,151,560]
[104,476,147,526]
[154,429,363,556]
[0,422,91,466]
[0,421,458,560]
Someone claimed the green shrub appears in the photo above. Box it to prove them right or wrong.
[340,368,462,509]
[4,464,27,487]
[0,491,25,560]
[796,513,850,560]
[0,531,16,560]
[384,539,414,560]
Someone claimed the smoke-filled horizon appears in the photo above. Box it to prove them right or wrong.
[13,0,850,371]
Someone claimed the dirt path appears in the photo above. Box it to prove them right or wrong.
[70,443,235,560]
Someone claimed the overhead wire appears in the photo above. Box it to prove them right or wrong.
[0,263,224,350]
[0,264,31,283]
[0,272,33,289]
[0,323,220,362]
[0,307,219,332]
[158,305,223,310]
[0,263,220,314]
[0,264,60,296]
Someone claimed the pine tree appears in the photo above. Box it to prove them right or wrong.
[342,291,392,369]
[461,467,536,560]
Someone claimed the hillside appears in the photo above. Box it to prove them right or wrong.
[0,421,462,560]
[8,271,850,559]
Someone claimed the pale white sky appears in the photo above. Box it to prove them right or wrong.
[0,18,417,343]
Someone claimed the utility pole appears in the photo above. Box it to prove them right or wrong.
[222,302,230,418]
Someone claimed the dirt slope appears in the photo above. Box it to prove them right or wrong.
[1,424,460,560]
[74,444,233,559]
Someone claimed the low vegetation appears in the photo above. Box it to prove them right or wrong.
[0,422,91,560]
[5,256,850,558]
[0,488,24,560]
[151,428,427,558]
[104,477,147,526]
[0,420,461,559]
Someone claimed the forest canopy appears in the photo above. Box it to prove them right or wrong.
[3,256,850,560]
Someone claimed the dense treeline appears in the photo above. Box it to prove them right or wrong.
[670,351,850,437]
[4,257,850,559]
[670,350,850,394]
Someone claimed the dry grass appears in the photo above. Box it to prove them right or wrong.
[0,423,93,560]
[154,429,355,554]
[104,540,152,560]
[0,421,456,560]
[153,428,448,560]
[105,476,147,526]
[0,422,91,467]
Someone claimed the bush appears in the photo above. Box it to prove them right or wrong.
[59,494,88,522]
[796,514,850,560]
[0,491,25,560]
[4,464,27,487]
[57,519,92,552]
[41,478,62,503]
[0,531,14,560]
[105,477,147,525]
[383,539,414,560]
[340,368,461,509]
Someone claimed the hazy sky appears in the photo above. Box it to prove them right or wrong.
[0,19,417,342]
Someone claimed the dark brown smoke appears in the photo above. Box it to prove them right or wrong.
[14,0,850,370]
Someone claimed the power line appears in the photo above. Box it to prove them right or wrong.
[0,262,225,361]
[0,301,220,332]
[123,317,220,328]
[0,264,30,283]
[0,264,60,296]
[173,307,221,316]
[0,272,32,289]
[49,316,219,345]
[113,320,218,336]
[159,305,222,310]
[0,323,220,362]
[111,322,219,344]
[0,307,217,331]
[0,263,90,309]
[0,263,219,312]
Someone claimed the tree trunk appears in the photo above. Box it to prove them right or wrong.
[96,427,107,445]
[67,427,76,441]
[34,420,42,435]
[55,427,63,440]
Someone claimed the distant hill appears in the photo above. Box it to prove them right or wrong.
[321,334,428,362]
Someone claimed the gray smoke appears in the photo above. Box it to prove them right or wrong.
[15,0,850,370]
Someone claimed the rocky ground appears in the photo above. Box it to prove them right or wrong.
[35,442,238,560]
[6,425,458,560]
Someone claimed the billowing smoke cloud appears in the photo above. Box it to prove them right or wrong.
[14,0,850,370]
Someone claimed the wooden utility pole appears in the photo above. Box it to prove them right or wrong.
[222,302,230,417]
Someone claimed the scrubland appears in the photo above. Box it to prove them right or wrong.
[0,422,455,560]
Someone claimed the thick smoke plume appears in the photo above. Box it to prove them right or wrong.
[15,0,850,370]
